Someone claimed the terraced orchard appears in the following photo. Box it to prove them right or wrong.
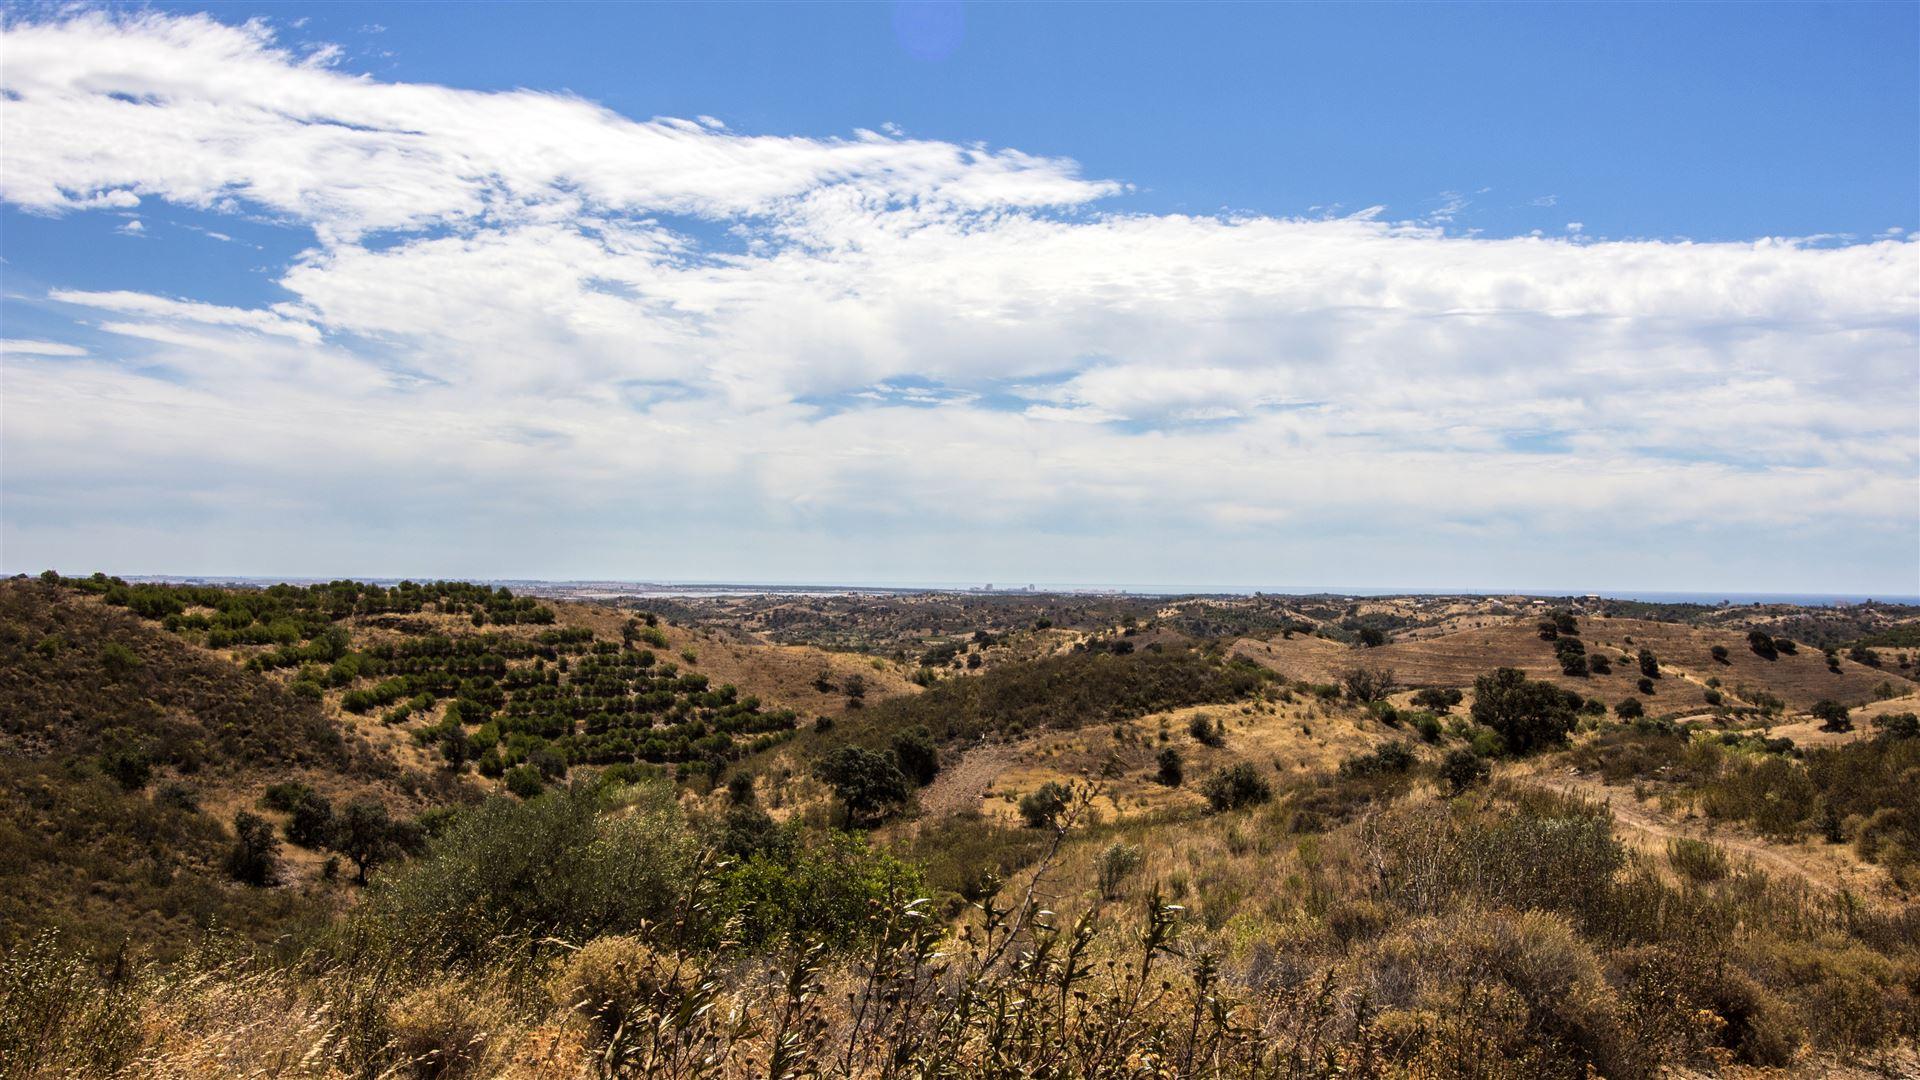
[40,573,799,782]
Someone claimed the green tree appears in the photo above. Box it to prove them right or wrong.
[1872,712,1918,740]
[1155,746,1184,786]
[1470,667,1579,754]
[1340,665,1395,702]
[890,726,940,786]
[1811,700,1852,733]
[813,747,912,826]
[331,797,407,884]
[437,724,471,771]
[1637,648,1660,679]
[726,771,758,806]
[286,788,335,848]
[227,810,281,886]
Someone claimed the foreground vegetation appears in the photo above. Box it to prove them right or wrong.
[8,759,1919,1077]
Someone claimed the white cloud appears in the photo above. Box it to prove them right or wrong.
[0,338,89,357]
[0,10,1915,591]
[50,289,322,344]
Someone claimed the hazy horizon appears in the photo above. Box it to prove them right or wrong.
[25,568,1918,607]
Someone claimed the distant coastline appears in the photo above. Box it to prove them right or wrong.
[69,573,1920,608]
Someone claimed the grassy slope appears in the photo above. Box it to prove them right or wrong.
[0,580,414,960]
[1232,616,1911,713]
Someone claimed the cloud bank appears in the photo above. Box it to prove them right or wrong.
[2,11,1916,591]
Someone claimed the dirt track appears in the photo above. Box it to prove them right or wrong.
[917,741,1021,817]
[1518,765,1891,898]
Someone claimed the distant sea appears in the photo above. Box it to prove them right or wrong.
[109,575,1920,608]
[977,586,1920,607]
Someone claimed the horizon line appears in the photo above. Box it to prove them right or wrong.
[21,570,1918,606]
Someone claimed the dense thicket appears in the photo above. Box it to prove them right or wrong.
[856,647,1268,742]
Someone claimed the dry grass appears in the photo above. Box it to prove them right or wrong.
[1231,616,1906,717]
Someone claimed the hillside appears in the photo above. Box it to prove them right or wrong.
[5,579,1918,1079]
[0,580,415,959]
[1232,615,1913,716]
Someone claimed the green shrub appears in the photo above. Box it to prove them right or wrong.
[1439,748,1489,795]
[890,726,940,786]
[1339,741,1416,779]
[285,788,335,848]
[715,832,922,947]
[1200,763,1272,812]
[1665,837,1729,883]
[1018,782,1072,829]
[1188,712,1225,747]
[505,764,544,799]
[1096,841,1144,899]
[360,781,694,964]
[1412,712,1443,743]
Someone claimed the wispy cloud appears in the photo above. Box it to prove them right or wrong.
[0,10,1914,590]
[0,338,90,357]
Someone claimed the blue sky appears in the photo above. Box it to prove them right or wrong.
[1,3,1916,593]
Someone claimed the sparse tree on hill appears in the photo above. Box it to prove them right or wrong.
[1156,747,1184,786]
[891,726,940,786]
[331,798,405,884]
[1411,687,1464,714]
[1811,700,1852,733]
[813,746,911,826]
[1873,712,1918,740]
[1470,667,1579,755]
[227,810,280,887]
[286,788,335,848]
[1341,665,1395,703]
[1638,648,1660,679]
